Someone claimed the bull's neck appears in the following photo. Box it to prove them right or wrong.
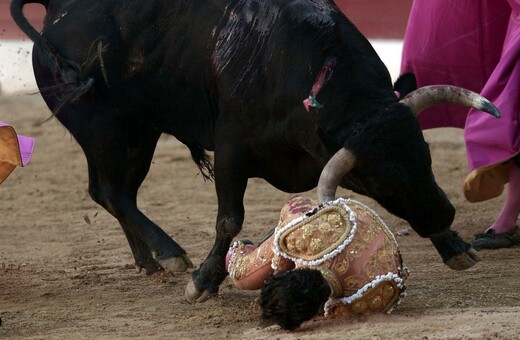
[316,93,397,145]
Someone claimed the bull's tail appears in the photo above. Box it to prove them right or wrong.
[10,0,49,43]
[189,145,215,182]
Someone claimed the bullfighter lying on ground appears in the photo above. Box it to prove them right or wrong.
[225,195,408,330]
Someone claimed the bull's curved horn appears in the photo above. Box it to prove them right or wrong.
[318,148,356,204]
[400,85,501,118]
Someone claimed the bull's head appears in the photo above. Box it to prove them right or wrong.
[318,84,500,237]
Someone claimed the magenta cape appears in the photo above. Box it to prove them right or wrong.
[401,0,520,201]
[0,121,35,184]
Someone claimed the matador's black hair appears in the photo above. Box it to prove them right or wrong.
[260,268,331,330]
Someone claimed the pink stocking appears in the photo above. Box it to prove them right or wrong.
[488,164,520,233]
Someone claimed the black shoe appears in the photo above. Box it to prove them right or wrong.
[471,226,520,250]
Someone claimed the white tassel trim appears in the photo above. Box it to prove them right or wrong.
[272,197,358,269]
[324,272,405,316]
[226,240,243,275]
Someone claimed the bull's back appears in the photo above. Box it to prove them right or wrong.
[34,0,221,143]
[33,0,390,144]
[39,0,201,86]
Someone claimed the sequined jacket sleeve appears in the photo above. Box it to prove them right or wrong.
[226,236,293,290]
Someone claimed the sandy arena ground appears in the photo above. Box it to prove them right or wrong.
[1,42,520,339]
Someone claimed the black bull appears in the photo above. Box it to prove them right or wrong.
[11,0,499,302]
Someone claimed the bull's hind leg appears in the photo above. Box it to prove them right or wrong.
[57,102,193,274]
[118,123,166,275]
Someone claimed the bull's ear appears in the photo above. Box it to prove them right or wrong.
[393,72,417,99]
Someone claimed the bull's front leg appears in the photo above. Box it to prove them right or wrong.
[185,144,248,303]
[429,230,481,270]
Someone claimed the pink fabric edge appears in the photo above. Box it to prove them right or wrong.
[0,121,36,167]
[17,134,36,166]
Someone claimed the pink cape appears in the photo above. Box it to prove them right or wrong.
[401,0,519,170]
[401,0,520,201]
[0,121,36,184]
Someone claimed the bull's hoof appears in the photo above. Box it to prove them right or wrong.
[185,279,215,303]
[156,254,194,273]
[444,247,481,270]
[135,261,163,276]
[430,230,481,270]
[185,257,226,303]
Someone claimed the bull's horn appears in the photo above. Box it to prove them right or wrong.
[399,85,501,118]
[318,148,356,204]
